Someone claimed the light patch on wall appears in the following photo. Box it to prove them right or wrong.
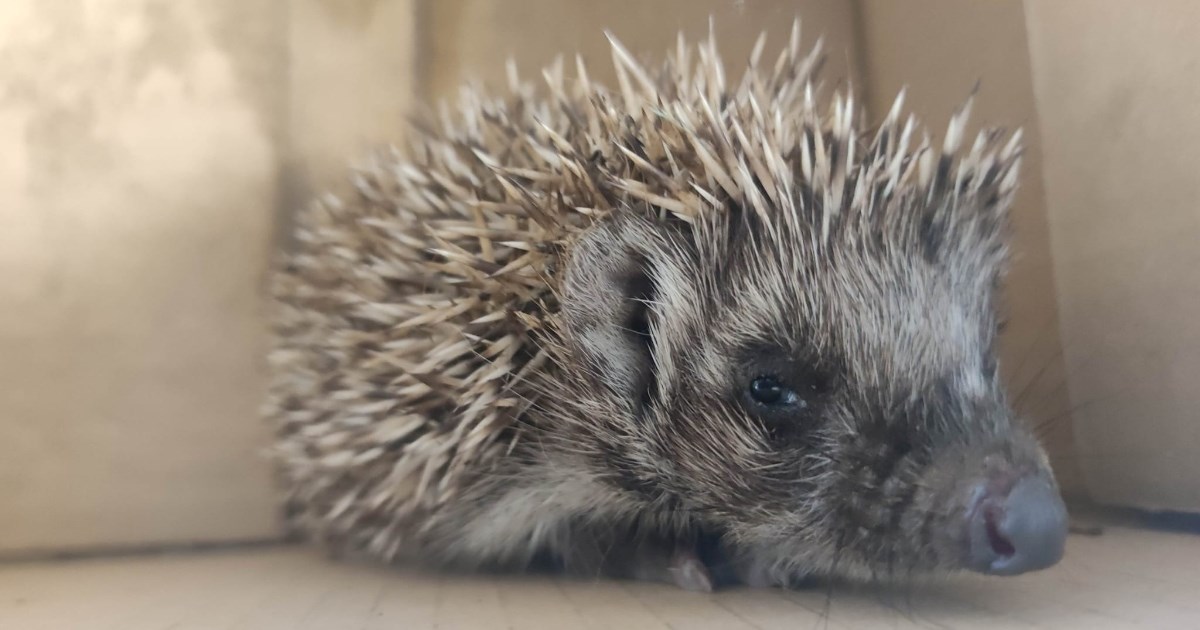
[0,0,281,551]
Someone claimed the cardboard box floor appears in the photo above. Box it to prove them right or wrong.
[2,518,1197,629]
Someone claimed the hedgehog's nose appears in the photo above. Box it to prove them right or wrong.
[966,476,1068,575]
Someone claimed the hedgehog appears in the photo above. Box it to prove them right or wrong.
[266,23,1068,591]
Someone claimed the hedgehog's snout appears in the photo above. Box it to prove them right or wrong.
[962,472,1067,576]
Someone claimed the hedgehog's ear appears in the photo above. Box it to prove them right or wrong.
[561,215,666,407]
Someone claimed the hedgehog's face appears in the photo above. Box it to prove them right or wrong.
[562,208,1066,584]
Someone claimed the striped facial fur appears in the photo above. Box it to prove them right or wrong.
[268,22,1066,589]
[556,191,1037,584]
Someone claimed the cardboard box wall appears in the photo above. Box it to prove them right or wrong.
[2,0,1195,554]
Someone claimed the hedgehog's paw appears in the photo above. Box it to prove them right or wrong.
[632,545,713,592]
[665,547,715,592]
[551,528,713,591]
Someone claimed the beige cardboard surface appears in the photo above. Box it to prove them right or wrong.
[14,0,1194,553]
[287,0,417,198]
[0,0,283,552]
[3,520,1199,628]
[857,0,1081,497]
[421,0,862,101]
[1024,0,1200,511]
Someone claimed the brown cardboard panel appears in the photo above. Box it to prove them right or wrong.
[3,520,1200,628]
[422,0,863,101]
[0,0,283,551]
[287,0,418,197]
[1024,0,1200,511]
[856,0,1082,496]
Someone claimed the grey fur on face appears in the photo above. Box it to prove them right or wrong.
[266,22,1064,590]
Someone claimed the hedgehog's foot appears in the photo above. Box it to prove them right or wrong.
[550,528,713,592]
[631,544,714,592]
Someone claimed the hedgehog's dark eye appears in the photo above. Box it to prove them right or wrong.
[742,360,836,443]
[749,376,804,407]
